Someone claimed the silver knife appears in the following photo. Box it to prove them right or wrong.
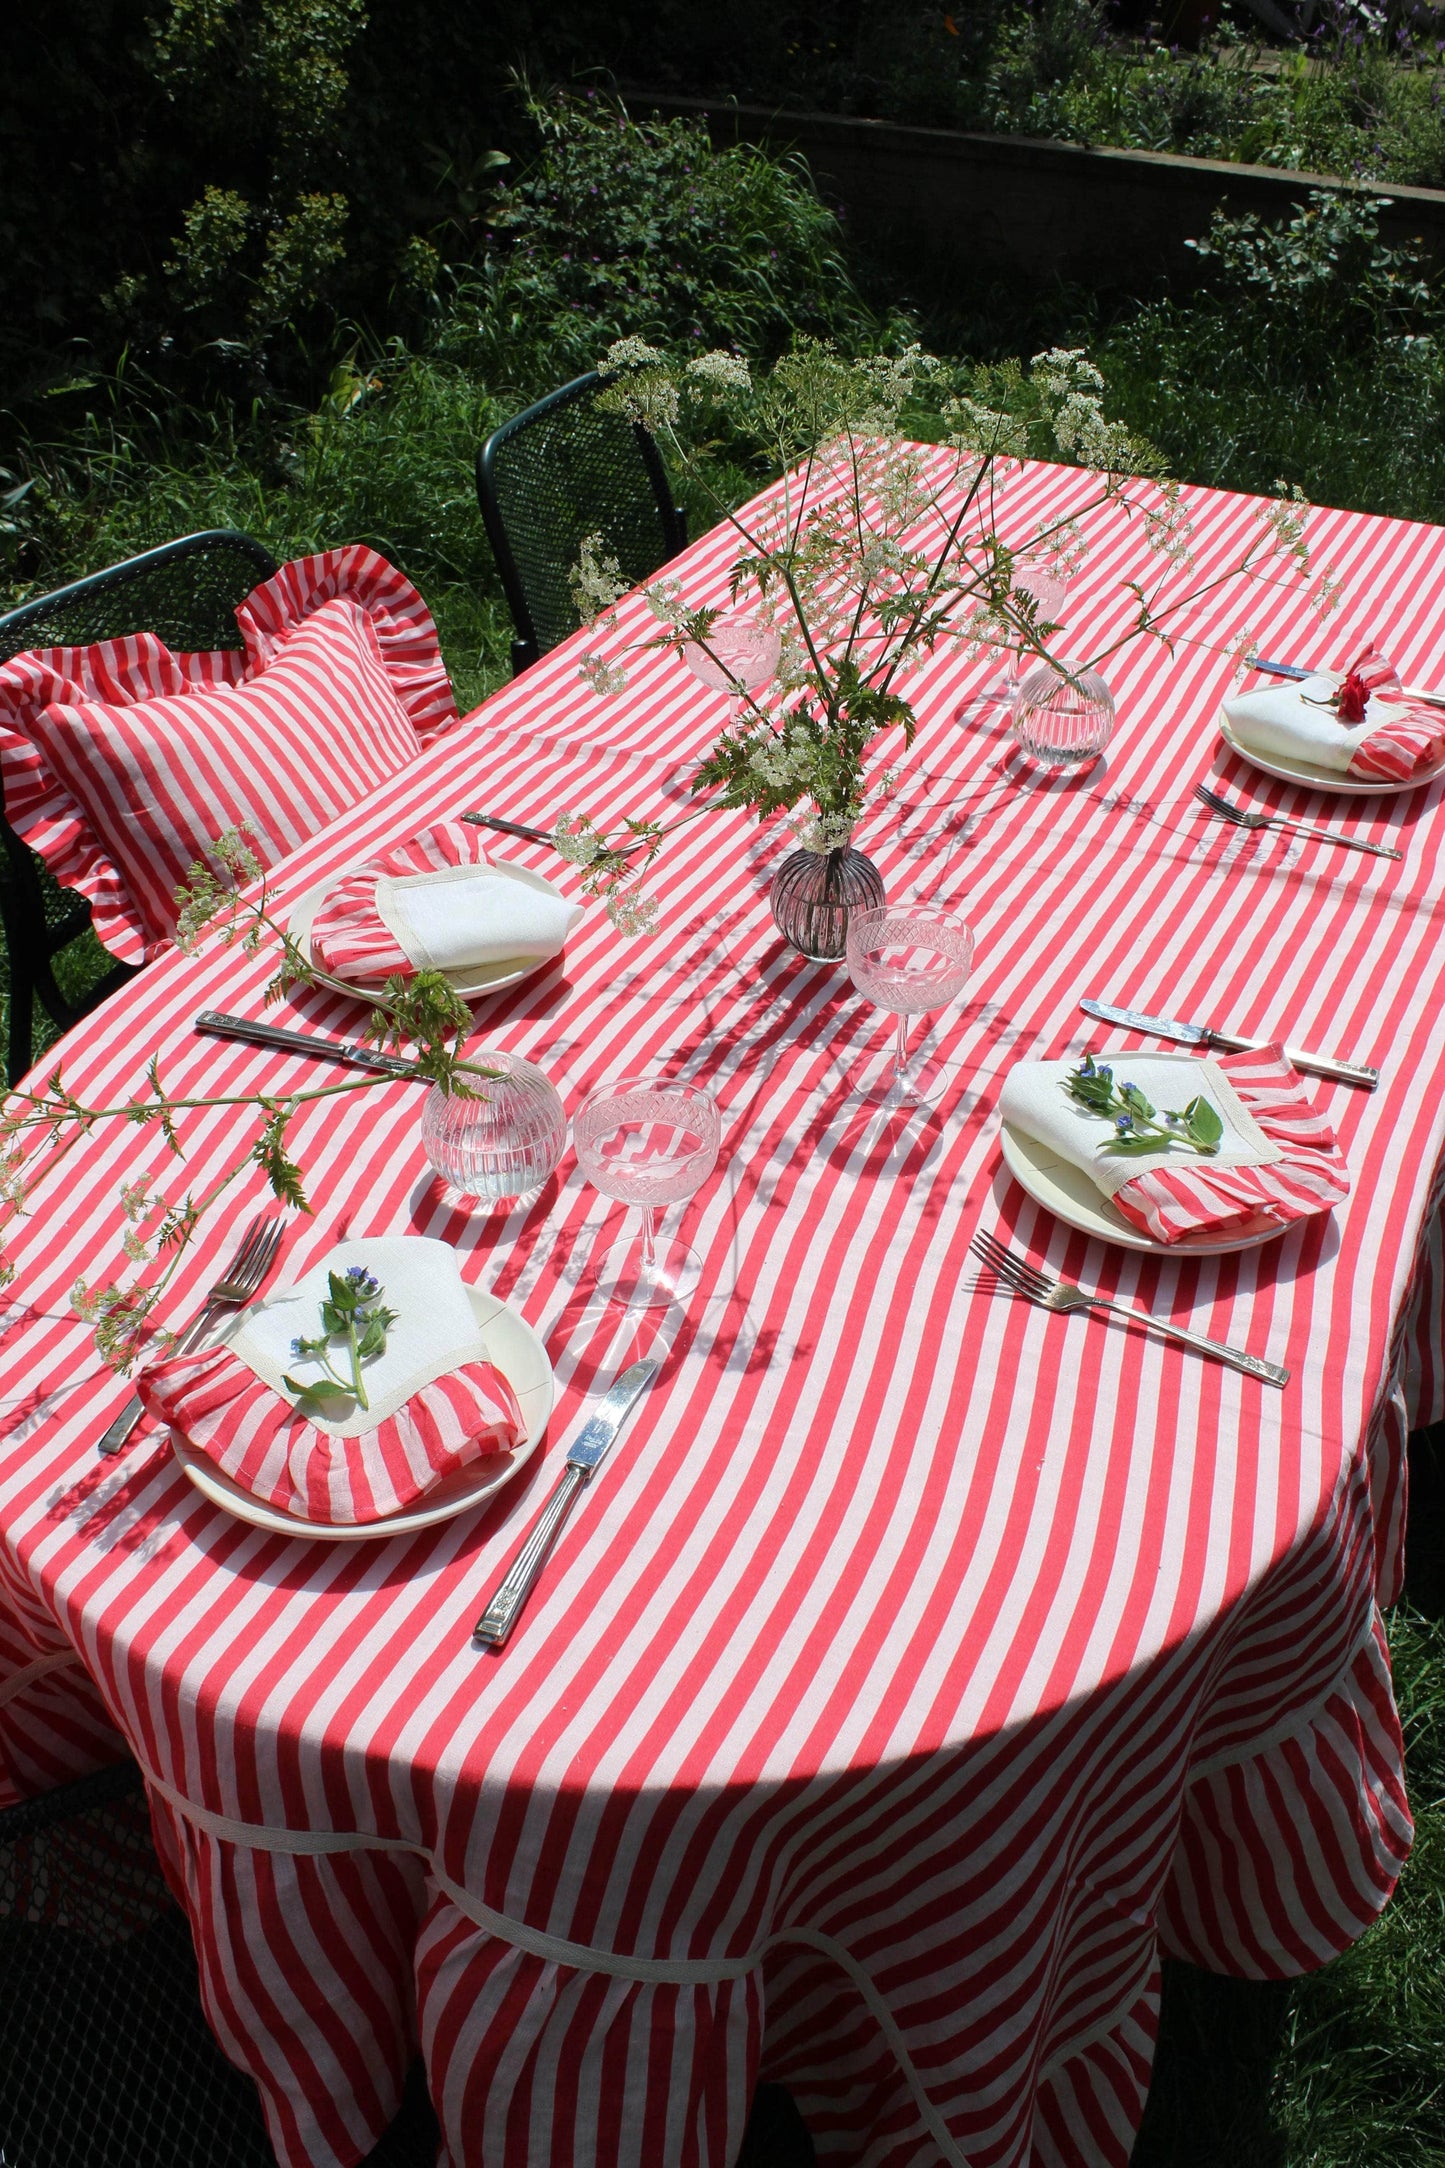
[473,1359,661,1647]
[195,1010,421,1078]
[1080,998,1379,1091]
[1248,655,1445,710]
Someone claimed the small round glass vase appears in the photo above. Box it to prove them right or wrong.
[769,844,885,962]
[420,1051,567,1204]
[1011,659,1115,770]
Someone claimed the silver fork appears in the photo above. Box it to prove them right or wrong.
[969,1229,1288,1386]
[1194,784,1401,861]
[98,1213,286,1453]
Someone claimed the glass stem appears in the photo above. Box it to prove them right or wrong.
[640,1206,658,1274]
[893,1014,912,1087]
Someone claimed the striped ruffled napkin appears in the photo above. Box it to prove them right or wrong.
[137,1236,524,1523]
[999,1046,1350,1244]
[1224,648,1445,783]
[310,822,582,984]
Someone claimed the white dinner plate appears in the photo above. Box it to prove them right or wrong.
[1218,713,1445,797]
[288,878,559,1005]
[998,1121,1287,1257]
[171,1283,554,1540]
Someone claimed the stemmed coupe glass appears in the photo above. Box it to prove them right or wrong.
[845,905,975,1107]
[574,1076,722,1309]
[681,618,781,721]
[957,564,1071,721]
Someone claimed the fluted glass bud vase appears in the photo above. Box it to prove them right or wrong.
[421,1051,567,1203]
[1011,658,1114,770]
[769,842,886,962]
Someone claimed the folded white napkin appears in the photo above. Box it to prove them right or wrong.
[309,822,583,983]
[375,861,579,971]
[234,1235,482,1434]
[1222,673,1381,773]
[999,1055,1281,1200]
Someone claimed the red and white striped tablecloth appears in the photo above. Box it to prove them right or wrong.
[1,457,1440,2168]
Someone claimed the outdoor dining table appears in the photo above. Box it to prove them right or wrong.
[0,453,1440,2168]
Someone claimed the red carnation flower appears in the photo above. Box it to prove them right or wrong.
[1336,669,1370,725]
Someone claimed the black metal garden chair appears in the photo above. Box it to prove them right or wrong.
[476,371,687,677]
[0,1758,810,2168]
[0,1756,443,2168]
[0,528,278,1088]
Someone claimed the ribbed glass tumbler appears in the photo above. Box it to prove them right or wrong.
[769,845,886,962]
[421,1051,567,1203]
[1011,659,1115,769]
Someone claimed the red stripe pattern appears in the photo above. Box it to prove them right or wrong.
[1,453,1441,2168]
[136,1348,523,1523]
[0,547,458,963]
[1110,1044,1351,1243]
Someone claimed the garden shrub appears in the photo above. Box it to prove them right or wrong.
[1100,190,1445,515]
[432,89,881,393]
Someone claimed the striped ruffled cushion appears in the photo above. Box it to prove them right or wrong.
[136,1344,524,1524]
[0,546,458,964]
[1112,1044,1350,1244]
[1344,648,1445,783]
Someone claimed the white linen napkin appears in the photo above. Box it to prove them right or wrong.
[230,1235,482,1434]
[374,861,580,972]
[1222,673,1394,773]
[999,1055,1283,1200]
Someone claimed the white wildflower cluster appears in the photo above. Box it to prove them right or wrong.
[1031,347,1104,406]
[1312,567,1343,617]
[599,336,666,377]
[852,345,939,435]
[578,653,628,699]
[570,531,628,628]
[551,814,606,867]
[173,827,264,952]
[606,886,660,936]
[686,350,751,395]
[790,808,859,854]
[596,351,681,433]
[0,1134,29,1223]
[943,394,1028,462]
[117,1179,164,1261]
[773,629,811,695]
[1228,627,1263,675]
[70,1274,161,1371]
[1031,519,1087,579]
[1030,349,1151,474]
[749,739,812,792]
[214,829,262,881]
[1259,482,1311,576]
[1141,480,1195,572]
[643,577,685,624]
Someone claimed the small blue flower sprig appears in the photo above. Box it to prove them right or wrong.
[282,1267,398,1416]
[1064,1053,1224,1158]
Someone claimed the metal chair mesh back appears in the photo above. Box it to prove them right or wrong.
[0,530,277,665]
[481,376,685,666]
[0,530,278,1087]
[0,1759,442,2168]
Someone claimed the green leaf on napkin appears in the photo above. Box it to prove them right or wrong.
[1063,1055,1223,1158]
[282,1266,397,1416]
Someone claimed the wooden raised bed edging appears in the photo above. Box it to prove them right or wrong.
[630,91,1445,289]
